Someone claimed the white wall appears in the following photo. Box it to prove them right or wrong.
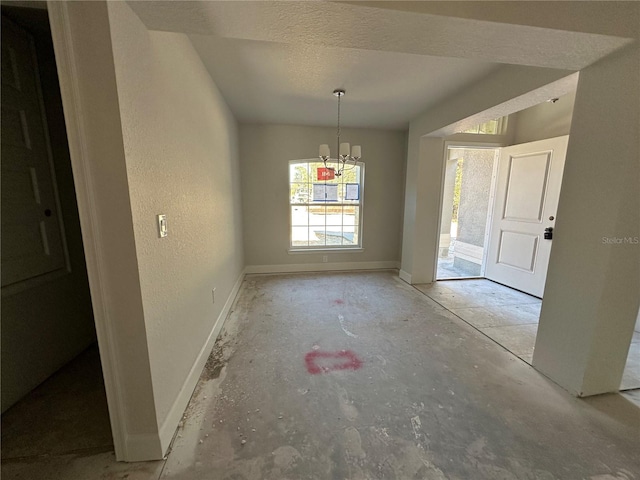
[240,124,406,271]
[512,91,576,144]
[534,43,640,396]
[107,1,244,453]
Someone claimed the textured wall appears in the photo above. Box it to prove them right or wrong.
[1,7,95,413]
[108,2,244,429]
[239,124,406,268]
[512,91,576,145]
[456,149,495,248]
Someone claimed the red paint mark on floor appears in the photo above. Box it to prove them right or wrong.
[305,350,362,375]
[334,299,344,305]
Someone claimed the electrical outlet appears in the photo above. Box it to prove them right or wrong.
[212,288,216,304]
[323,255,328,263]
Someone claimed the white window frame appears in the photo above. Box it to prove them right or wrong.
[288,159,365,253]
[464,116,508,135]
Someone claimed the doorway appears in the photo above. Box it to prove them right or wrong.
[437,146,498,280]
[434,137,568,369]
[1,5,112,462]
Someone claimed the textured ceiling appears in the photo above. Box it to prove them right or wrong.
[127,1,633,129]
[187,36,498,129]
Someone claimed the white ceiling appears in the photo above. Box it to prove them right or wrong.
[187,35,499,129]
[127,1,633,130]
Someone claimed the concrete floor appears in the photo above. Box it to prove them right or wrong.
[415,279,640,390]
[436,255,481,280]
[436,257,476,280]
[2,271,639,479]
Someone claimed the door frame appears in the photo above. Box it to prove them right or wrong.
[47,2,126,460]
[435,140,503,281]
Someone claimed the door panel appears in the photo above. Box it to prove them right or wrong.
[503,152,550,221]
[485,136,568,297]
[1,16,66,287]
[497,231,539,272]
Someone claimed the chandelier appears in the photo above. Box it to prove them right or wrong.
[318,89,362,177]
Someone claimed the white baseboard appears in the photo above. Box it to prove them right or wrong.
[157,267,246,456]
[124,432,163,462]
[245,261,399,275]
[399,269,412,284]
[453,241,484,265]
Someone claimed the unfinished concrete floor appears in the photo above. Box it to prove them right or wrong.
[416,279,640,390]
[3,271,639,479]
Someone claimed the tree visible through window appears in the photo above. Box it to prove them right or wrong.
[289,160,364,248]
[464,117,507,135]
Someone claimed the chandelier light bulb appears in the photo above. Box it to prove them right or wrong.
[351,145,361,159]
[340,143,350,157]
[319,144,330,158]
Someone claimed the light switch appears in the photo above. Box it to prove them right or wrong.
[157,214,168,238]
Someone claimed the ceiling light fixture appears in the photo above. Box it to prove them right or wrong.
[318,89,362,177]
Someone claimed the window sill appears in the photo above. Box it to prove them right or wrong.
[288,247,364,255]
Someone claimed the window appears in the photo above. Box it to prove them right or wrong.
[289,160,364,249]
[464,117,507,135]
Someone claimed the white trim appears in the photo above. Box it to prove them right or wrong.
[453,241,484,265]
[399,269,412,284]
[481,148,501,276]
[124,433,163,463]
[431,140,448,282]
[157,268,246,455]
[445,140,505,150]
[48,1,134,460]
[288,247,364,254]
[246,261,399,275]
[288,159,365,250]
[438,142,502,281]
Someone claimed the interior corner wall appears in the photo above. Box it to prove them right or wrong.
[1,6,95,413]
[400,134,444,284]
[511,90,576,145]
[533,42,640,396]
[106,1,244,454]
[239,124,406,271]
[48,0,159,461]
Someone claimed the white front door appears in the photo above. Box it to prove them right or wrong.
[1,16,66,287]
[485,136,568,297]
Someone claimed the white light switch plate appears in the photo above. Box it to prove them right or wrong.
[157,214,168,238]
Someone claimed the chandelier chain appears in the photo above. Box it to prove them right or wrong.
[336,92,341,155]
